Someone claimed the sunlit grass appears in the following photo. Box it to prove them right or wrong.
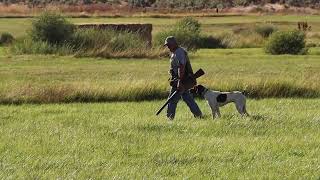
[0,48,319,103]
[1,15,320,38]
[0,98,319,178]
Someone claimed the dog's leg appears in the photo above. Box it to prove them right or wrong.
[210,107,216,119]
[243,104,250,116]
[235,103,245,116]
[210,105,220,120]
[216,107,221,118]
[208,103,216,119]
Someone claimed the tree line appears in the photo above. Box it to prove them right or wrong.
[0,0,319,8]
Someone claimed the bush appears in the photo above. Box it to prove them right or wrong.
[265,30,308,55]
[13,12,163,58]
[0,32,14,45]
[175,17,201,34]
[30,12,75,45]
[154,29,200,51]
[154,17,201,50]
[197,35,225,48]
[255,24,277,38]
[232,26,250,35]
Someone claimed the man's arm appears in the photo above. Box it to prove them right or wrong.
[177,64,185,91]
[178,64,185,80]
[176,49,187,91]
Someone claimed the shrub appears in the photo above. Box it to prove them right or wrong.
[154,17,201,50]
[175,17,201,34]
[30,12,75,45]
[255,24,277,38]
[154,29,200,51]
[232,26,250,35]
[198,35,225,48]
[265,30,308,55]
[0,32,14,45]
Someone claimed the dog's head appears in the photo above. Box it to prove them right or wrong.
[191,85,208,97]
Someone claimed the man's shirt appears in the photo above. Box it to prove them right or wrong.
[170,47,187,78]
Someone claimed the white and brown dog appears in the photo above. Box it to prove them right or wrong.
[192,85,249,119]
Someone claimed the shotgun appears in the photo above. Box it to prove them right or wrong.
[156,69,205,116]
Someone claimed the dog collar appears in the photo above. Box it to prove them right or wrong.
[202,88,209,96]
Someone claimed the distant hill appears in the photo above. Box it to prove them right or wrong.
[0,0,319,9]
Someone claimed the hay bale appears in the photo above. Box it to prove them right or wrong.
[77,23,152,47]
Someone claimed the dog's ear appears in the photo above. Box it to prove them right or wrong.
[196,85,206,95]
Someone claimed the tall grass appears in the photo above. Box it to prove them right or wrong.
[0,81,318,104]
[10,37,75,55]
[1,48,320,104]
[218,32,265,48]
[72,29,165,58]
[11,29,164,58]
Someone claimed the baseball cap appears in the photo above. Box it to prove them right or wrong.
[164,36,177,46]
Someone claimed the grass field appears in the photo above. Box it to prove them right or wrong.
[0,47,320,103]
[1,15,320,43]
[0,14,320,178]
[0,99,319,178]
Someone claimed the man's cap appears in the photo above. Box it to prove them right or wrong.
[164,36,177,46]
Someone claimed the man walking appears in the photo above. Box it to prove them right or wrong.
[164,36,203,120]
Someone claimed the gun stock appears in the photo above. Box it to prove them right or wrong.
[181,68,205,90]
[193,68,205,79]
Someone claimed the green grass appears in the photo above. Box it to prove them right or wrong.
[0,47,319,103]
[0,98,319,178]
[1,15,320,44]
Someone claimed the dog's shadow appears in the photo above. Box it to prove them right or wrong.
[220,113,270,121]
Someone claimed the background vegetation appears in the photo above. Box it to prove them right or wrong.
[265,30,307,55]
[0,32,14,45]
[1,47,319,104]
[10,12,162,58]
[1,0,320,8]
[1,15,320,48]
[0,14,318,103]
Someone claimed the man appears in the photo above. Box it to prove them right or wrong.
[164,36,203,120]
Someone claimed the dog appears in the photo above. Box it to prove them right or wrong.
[191,85,249,119]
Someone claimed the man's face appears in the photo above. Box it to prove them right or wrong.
[166,43,177,52]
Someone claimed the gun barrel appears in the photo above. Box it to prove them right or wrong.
[156,91,178,115]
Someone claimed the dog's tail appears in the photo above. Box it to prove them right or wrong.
[241,90,249,97]
[233,90,249,96]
